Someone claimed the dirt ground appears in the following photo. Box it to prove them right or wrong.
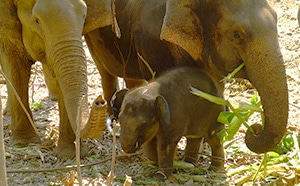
[2,0,300,185]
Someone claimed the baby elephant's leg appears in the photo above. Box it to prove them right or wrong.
[184,138,202,163]
[143,138,158,163]
[154,136,178,180]
[206,134,225,171]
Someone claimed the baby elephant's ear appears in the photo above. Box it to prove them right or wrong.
[155,95,171,125]
[111,89,128,119]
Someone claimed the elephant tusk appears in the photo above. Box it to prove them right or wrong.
[81,94,107,138]
[135,142,139,149]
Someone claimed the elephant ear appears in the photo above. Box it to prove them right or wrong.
[111,89,129,119]
[160,0,203,61]
[0,1,24,51]
[83,0,114,34]
[155,96,171,125]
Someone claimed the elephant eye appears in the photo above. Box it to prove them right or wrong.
[230,29,246,45]
[34,17,40,25]
[233,31,241,39]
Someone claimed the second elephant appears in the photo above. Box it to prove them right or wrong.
[114,67,224,180]
[85,0,289,154]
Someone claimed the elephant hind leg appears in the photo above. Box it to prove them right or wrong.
[99,69,119,118]
[124,78,147,89]
[184,137,201,163]
[206,134,225,171]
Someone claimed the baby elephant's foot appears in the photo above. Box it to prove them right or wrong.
[10,131,41,146]
[209,159,225,173]
[153,170,168,181]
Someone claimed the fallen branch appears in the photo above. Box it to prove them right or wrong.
[106,120,118,185]
[6,152,142,174]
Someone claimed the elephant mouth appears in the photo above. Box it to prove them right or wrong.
[122,142,139,153]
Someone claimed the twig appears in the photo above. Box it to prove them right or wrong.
[30,64,38,103]
[6,152,141,174]
[137,53,156,79]
[75,97,84,186]
[0,68,38,134]
[224,136,244,149]
[107,120,117,185]
[111,0,121,38]
[290,102,300,109]
[286,69,300,84]
[0,91,7,186]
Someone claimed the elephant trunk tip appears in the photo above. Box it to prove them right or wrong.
[80,95,108,138]
[94,95,107,108]
[245,123,284,154]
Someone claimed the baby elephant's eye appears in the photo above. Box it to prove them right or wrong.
[138,123,148,131]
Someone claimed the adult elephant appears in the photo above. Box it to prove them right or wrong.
[0,0,113,158]
[85,0,288,154]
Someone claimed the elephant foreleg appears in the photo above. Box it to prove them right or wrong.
[143,138,158,163]
[155,134,179,180]
[56,88,87,158]
[0,52,40,145]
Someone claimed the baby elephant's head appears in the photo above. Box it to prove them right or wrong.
[113,89,170,153]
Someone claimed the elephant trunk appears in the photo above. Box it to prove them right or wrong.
[51,39,105,138]
[81,94,107,138]
[243,39,288,153]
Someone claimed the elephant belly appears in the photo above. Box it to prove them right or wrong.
[85,28,143,79]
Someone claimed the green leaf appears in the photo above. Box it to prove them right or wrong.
[221,63,245,82]
[217,111,234,124]
[225,116,243,141]
[30,102,42,109]
[250,91,261,106]
[190,87,227,105]
[239,103,262,112]
[217,112,243,143]
[267,151,280,159]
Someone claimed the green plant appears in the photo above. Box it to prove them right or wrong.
[30,102,42,110]
[191,63,300,184]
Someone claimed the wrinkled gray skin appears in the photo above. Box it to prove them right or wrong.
[0,0,112,158]
[114,67,224,180]
[86,0,288,154]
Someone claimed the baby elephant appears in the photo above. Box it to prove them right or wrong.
[113,67,224,180]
